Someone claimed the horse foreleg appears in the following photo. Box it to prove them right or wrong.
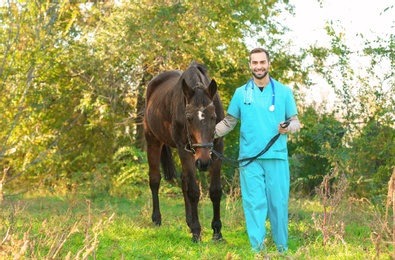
[209,154,223,240]
[181,166,201,242]
[146,137,163,226]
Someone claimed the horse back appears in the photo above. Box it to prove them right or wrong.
[144,70,182,148]
[146,70,182,102]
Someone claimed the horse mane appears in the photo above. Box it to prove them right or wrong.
[181,61,212,103]
[185,62,224,123]
[166,61,213,127]
[191,61,208,75]
[182,61,209,90]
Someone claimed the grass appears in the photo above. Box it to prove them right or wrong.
[0,186,394,259]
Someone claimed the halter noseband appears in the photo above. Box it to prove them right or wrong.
[184,101,214,155]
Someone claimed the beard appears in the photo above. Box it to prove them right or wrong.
[252,70,268,80]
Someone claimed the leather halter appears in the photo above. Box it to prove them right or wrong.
[184,101,214,155]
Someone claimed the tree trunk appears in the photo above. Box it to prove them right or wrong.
[134,70,152,152]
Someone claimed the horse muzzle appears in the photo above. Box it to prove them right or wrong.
[195,157,212,172]
[185,142,213,172]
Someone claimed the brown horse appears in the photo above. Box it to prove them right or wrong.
[143,61,224,242]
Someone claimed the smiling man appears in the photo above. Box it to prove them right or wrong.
[215,47,300,253]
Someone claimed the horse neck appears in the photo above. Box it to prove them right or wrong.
[170,83,187,124]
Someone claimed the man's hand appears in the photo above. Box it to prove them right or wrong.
[278,115,301,135]
[278,121,290,134]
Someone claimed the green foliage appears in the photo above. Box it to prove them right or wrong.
[0,1,89,193]
[348,120,395,199]
[0,1,137,195]
[111,146,148,198]
[303,13,395,199]
[289,106,345,194]
[1,0,301,197]
[1,0,394,202]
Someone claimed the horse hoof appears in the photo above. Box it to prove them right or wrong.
[152,219,161,226]
[212,232,223,241]
[192,234,201,243]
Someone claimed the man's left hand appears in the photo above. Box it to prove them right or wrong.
[278,122,288,134]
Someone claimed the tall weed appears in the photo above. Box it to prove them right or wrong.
[312,165,348,246]
[0,197,114,259]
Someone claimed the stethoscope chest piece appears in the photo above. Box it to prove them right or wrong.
[269,105,275,112]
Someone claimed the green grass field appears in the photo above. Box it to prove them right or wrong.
[0,187,393,259]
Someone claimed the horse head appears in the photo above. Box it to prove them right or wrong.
[181,66,218,172]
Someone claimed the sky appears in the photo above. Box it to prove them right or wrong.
[275,0,395,110]
[284,0,394,50]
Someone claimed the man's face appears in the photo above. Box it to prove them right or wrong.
[249,52,270,80]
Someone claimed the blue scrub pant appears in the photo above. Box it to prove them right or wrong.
[239,159,290,252]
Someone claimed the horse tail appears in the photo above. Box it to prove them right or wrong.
[160,145,177,181]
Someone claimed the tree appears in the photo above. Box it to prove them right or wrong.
[303,5,395,198]
[75,0,307,185]
[0,1,88,192]
[1,0,309,195]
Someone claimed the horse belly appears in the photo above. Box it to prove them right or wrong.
[145,100,176,148]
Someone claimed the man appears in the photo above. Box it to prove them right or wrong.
[215,48,300,253]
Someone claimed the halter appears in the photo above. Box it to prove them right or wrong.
[184,101,215,155]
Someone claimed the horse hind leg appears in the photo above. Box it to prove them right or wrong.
[146,135,163,226]
[150,172,162,226]
[160,145,177,181]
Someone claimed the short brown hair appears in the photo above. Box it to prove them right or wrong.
[249,48,270,62]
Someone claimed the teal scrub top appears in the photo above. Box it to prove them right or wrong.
[227,78,298,160]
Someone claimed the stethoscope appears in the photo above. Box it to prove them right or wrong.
[244,77,275,112]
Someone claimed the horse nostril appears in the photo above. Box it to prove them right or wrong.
[195,159,201,169]
[195,158,212,172]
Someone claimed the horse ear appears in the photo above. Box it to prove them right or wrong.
[182,78,194,99]
[208,79,217,99]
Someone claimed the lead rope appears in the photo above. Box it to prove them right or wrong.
[211,120,291,168]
